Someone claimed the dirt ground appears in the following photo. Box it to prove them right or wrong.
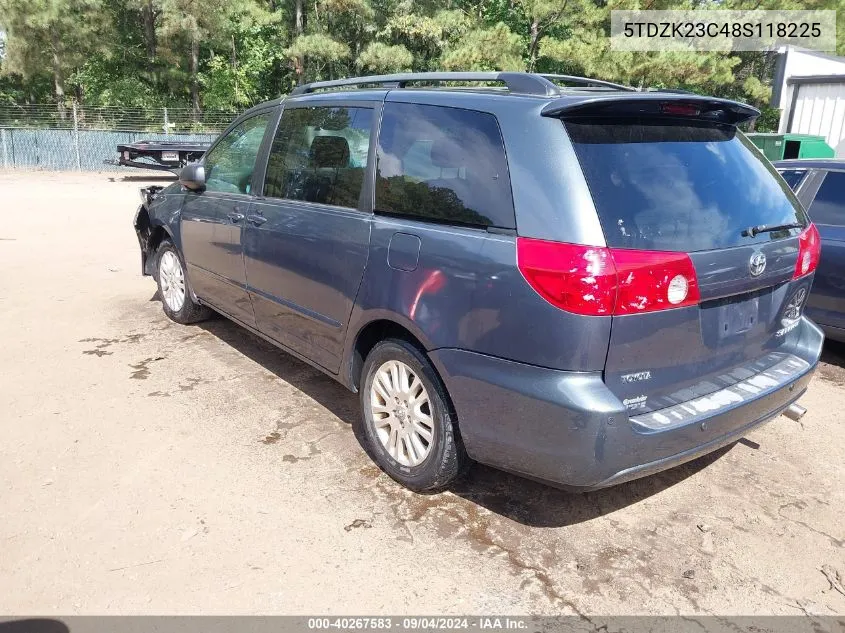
[1,170,844,616]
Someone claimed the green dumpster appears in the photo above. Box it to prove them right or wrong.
[746,133,835,161]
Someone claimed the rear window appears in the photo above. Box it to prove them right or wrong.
[809,171,845,226]
[375,102,515,229]
[566,120,808,252]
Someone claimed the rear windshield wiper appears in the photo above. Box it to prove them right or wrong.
[742,222,804,238]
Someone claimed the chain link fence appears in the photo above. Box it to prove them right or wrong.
[0,104,236,172]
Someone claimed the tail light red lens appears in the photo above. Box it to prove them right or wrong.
[516,238,617,315]
[611,249,700,314]
[793,223,821,279]
[517,238,700,316]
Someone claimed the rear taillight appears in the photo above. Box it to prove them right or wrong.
[611,248,700,314]
[793,223,821,279]
[516,238,617,315]
[517,238,700,316]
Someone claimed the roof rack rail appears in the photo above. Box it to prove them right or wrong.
[290,71,637,97]
[290,72,562,96]
[539,74,638,92]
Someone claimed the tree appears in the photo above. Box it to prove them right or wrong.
[356,42,413,72]
[442,22,524,70]
[369,8,472,72]
[157,0,265,114]
[0,0,112,115]
[2,0,840,125]
[284,33,350,81]
[201,19,288,108]
[294,0,306,82]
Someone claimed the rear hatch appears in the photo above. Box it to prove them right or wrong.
[559,104,818,417]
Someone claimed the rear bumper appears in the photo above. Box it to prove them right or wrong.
[431,316,824,490]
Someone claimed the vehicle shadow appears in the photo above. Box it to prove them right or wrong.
[195,315,735,528]
[820,338,845,367]
[450,448,732,528]
[816,339,845,387]
[196,316,360,427]
[0,620,69,633]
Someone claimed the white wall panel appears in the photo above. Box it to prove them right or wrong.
[789,82,845,156]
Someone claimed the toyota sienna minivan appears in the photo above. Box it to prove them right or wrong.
[134,72,823,492]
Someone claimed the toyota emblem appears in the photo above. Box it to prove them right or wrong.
[749,252,767,277]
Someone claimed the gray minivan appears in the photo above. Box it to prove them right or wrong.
[775,159,845,343]
[134,72,823,492]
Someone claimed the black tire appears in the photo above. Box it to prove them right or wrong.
[154,239,210,325]
[356,339,470,492]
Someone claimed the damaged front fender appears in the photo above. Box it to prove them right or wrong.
[134,186,166,277]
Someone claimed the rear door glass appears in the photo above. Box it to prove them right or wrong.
[263,106,373,209]
[565,119,807,251]
[809,171,845,226]
[375,102,515,229]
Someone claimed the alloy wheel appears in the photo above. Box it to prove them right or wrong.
[369,360,435,467]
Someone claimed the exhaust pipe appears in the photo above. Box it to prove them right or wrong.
[784,403,807,422]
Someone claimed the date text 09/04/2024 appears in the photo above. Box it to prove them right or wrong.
[307,618,529,630]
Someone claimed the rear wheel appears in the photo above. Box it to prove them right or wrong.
[155,239,210,324]
[356,339,469,492]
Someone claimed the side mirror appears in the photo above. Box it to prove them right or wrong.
[179,162,206,191]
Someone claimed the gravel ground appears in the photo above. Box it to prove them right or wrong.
[1,171,843,616]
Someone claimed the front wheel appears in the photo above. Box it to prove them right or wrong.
[155,239,210,324]
[356,339,469,492]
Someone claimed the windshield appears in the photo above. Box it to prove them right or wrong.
[566,119,808,252]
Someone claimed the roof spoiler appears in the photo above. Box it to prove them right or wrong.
[541,94,760,125]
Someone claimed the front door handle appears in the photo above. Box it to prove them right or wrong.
[227,211,245,223]
[247,214,267,226]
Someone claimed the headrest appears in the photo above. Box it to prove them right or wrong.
[430,137,465,168]
[310,136,350,168]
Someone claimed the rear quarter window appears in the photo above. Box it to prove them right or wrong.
[566,119,808,252]
[375,102,515,229]
[809,171,845,226]
[778,168,808,191]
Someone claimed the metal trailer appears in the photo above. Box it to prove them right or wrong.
[105,139,210,173]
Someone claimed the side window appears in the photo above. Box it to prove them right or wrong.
[263,106,373,208]
[375,102,515,229]
[778,169,808,192]
[204,112,272,194]
[810,171,845,226]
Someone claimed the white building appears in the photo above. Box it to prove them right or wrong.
[773,47,845,157]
